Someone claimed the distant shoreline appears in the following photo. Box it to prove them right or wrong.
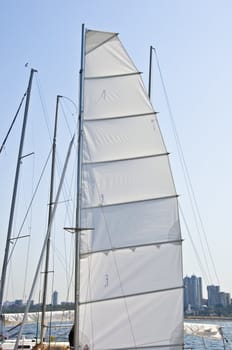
[185,316,232,321]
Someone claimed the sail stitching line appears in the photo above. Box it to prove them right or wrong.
[80,239,183,257]
[81,126,139,349]
[85,31,118,55]
[80,128,182,349]
[79,285,184,305]
[80,33,183,348]
[85,112,157,122]
[85,72,141,80]
[83,152,169,165]
[82,194,178,210]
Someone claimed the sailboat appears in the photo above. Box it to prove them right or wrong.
[73,26,184,350]
[2,26,184,350]
[3,25,232,350]
[0,78,74,349]
[75,26,232,350]
[0,69,40,350]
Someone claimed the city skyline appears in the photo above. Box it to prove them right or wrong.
[1,1,232,301]
[184,274,231,313]
[3,274,232,307]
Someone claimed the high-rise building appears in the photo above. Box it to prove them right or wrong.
[184,275,202,310]
[207,285,220,307]
[218,292,231,307]
[52,290,58,306]
[225,293,231,306]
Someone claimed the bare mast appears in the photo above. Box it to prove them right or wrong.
[40,95,62,343]
[14,135,75,350]
[0,68,37,314]
[148,46,156,99]
[74,23,85,350]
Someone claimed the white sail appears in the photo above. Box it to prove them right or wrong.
[79,30,183,350]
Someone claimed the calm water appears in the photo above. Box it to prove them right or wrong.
[5,320,232,349]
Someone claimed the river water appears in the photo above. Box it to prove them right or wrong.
[5,319,232,349]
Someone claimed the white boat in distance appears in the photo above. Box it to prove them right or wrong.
[184,322,223,340]
[2,311,74,326]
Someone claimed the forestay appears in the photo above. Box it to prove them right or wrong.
[79,29,184,350]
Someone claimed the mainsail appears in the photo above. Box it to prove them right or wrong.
[78,29,184,350]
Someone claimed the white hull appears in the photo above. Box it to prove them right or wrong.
[1,338,36,350]
[1,339,70,350]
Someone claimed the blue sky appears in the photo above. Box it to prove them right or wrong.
[1,0,232,302]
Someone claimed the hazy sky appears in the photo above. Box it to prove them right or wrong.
[1,0,232,302]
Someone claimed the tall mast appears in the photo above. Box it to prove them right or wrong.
[148,46,154,99]
[74,23,85,350]
[0,68,37,314]
[40,95,62,343]
[14,135,75,350]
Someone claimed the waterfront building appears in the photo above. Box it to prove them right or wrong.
[207,285,220,307]
[52,290,58,306]
[184,275,202,310]
[219,292,231,307]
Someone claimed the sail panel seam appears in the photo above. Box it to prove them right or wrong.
[85,31,118,55]
[80,239,183,257]
[79,285,184,305]
[85,71,141,80]
[83,152,169,166]
[82,194,178,210]
[84,112,157,122]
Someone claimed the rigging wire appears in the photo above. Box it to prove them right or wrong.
[35,75,53,143]
[2,72,77,320]
[57,96,78,224]
[35,89,78,306]
[50,96,78,304]
[59,101,75,137]
[0,92,27,154]
[7,148,52,264]
[36,86,78,229]
[36,76,77,296]
[35,75,78,307]
[179,205,210,285]
[152,47,220,285]
[22,152,35,302]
